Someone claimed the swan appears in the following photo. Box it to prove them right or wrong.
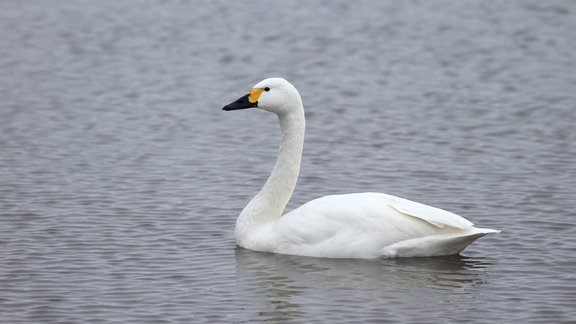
[222,78,499,258]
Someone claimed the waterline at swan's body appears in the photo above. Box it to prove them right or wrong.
[223,78,499,259]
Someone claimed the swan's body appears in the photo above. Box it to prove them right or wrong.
[223,78,499,259]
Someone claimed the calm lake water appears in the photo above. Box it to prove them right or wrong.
[1,0,575,322]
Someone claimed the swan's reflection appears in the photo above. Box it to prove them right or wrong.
[235,248,493,322]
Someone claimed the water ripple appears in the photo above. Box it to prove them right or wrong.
[1,0,576,322]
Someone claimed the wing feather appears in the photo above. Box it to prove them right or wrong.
[387,195,473,229]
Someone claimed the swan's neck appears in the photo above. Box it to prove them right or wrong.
[236,110,305,240]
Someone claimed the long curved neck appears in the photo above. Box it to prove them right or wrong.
[236,110,305,236]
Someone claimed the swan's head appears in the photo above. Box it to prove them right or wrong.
[223,78,302,116]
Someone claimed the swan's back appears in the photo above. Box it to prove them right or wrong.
[243,193,498,258]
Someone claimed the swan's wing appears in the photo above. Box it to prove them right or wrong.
[268,193,476,258]
[274,194,390,246]
[272,195,404,258]
[275,193,473,247]
[386,194,473,229]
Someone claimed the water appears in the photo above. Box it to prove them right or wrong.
[1,0,575,322]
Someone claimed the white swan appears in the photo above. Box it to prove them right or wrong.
[223,78,499,258]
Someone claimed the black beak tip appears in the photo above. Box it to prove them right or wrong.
[222,94,257,111]
[222,103,239,111]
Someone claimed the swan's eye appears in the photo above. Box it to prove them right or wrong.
[264,87,270,92]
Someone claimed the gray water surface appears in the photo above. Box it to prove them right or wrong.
[1,0,575,322]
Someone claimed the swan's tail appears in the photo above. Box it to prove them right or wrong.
[381,227,500,258]
[472,227,501,234]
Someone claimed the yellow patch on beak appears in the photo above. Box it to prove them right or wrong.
[248,88,264,103]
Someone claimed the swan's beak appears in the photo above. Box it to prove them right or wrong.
[223,88,264,111]
[222,94,258,111]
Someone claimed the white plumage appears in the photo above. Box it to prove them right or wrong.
[223,78,499,259]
